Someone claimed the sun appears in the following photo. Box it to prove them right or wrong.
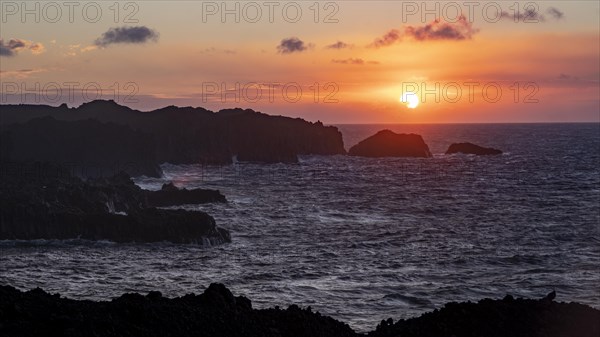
[400,92,420,109]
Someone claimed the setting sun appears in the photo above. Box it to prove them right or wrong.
[401,92,420,109]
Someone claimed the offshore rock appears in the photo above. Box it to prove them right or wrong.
[349,130,432,158]
[445,142,503,155]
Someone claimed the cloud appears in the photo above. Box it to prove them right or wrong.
[94,26,159,47]
[326,41,352,49]
[80,45,97,53]
[369,29,401,48]
[0,68,47,79]
[558,73,578,81]
[332,58,379,65]
[500,7,565,22]
[277,37,311,54]
[405,15,478,41]
[369,16,479,47]
[200,47,237,55]
[546,7,565,20]
[28,42,45,54]
[0,39,45,57]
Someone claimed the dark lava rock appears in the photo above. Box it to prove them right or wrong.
[0,162,230,244]
[0,285,598,337]
[0,100,347,165]
[369,293,600,337]
[445,142,503,155]
[145,182,227,207]
[0,284,356,337]
[0,116,162,178]
[349,130,432,158]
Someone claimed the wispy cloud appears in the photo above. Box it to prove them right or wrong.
[369,16,478,48]
[0,68,47,79]
[547,7,565,20]
[404,15,478,41]
[500,7,565,22]
[326,41,353,49]
[369,29,401,48]
[332,58,379,65]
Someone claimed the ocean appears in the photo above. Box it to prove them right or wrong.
[1,123,599,332]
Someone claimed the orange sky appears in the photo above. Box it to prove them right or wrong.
[1,1,598,123]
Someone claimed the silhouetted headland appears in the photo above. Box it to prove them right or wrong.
[0,100,346,169]
[0,284,597,337]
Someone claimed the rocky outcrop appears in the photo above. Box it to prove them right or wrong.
[0,101,347,165]
[145,182,227,207]
[0,117,162,178]
[349,130,432,158]
[370,293,598,337]
[0,283,356,337]
[445,142,503,155]
[0,163,230,244]
[0,285,598,337]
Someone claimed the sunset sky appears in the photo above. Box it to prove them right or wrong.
[1,1,599,123]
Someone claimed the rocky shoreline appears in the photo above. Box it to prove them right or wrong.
[0,101,346,167]
[0,162,230,244]
[0,284,597,337]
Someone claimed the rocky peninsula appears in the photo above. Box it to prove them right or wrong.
[0,162,229,244]
[0,100,346,167]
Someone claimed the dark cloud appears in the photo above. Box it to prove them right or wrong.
[0,41,16,56]
[369,29,401,48]
[326,41,352,49]
[547,7,564,20]
[0,38,44,57]
[500,8,545,22]
[558,73,578,80]
[500,7,564,22]
[94,26,159,47]
[405,15,478,41]
[277,37,310,54]
[370,16,478,47]
[332,58,379,65]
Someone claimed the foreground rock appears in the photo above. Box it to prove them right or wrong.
[0,100,347,165]
[445,142,503,155]
[370,293,598,337]
[0,285,597,337]
[0,284,356,337]
[145,182,226,207]
[0,162,230,244]
[349,130,432,158]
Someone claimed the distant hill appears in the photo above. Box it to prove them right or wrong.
[0,101,346,176]
[0,116,161,177]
